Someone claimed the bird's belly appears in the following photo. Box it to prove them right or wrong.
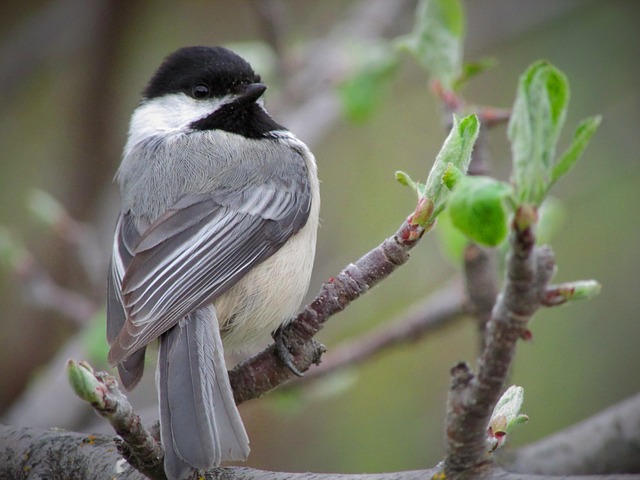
[214,214,317,353]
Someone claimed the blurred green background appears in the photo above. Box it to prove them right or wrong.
[1,0,639,473]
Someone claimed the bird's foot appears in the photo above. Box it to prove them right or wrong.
[272,325,304,377]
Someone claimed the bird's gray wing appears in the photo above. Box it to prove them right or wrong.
[108,183,310,365]
[158,308,250,479]
[107,213,147,389]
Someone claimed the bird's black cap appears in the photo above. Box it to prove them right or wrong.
[142,46,285,138]
[143,46,261,100]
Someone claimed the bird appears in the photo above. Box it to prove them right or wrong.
[106,45,320,480]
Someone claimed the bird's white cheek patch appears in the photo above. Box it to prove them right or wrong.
[124,94,231,157]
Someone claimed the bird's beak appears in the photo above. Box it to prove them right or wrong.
[235,83,267,105]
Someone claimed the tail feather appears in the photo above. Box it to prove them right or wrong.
[116,347,146,390]
[158,307,250,480]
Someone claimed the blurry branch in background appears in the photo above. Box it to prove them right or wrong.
[504,391,640,475]
[1,0,133,428]
[0,189,105,429]
[0,0,104,104]
[248,0,291,80]
[0,190,102,325]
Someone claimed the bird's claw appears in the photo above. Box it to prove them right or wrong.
[273,325,304,377]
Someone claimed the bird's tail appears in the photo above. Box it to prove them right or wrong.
[157,307,250,480]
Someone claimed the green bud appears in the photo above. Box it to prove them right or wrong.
[67,359,105,409]
[488,385,529,452]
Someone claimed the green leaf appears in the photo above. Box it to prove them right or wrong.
[397,115,478,228]
[441,163,464,190]
[426,114,479,217]
[398,0,465,90]
[395,170,426,198]
[508,61,570,205]
[447,176,513,247]
[453,57,497,91]
[488,385,528,452]
[551,115,601,185]
[339,42,399,123]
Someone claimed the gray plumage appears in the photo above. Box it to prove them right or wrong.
[158,308,249,479]
[107,47,320,480]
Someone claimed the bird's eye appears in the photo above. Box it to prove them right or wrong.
[192,84,210,99]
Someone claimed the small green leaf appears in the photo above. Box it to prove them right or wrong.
[426,114,479,218]
[488,385,528,452]
[508,61,570,205]
[548,280,602,304]
[453,57,497,91]
[429,114,479,216]
[398,0,465,90]
[447,176,513,247]
[396,170,426,198]
[551,115,601,185]
[492,385,525,426]
[339,42,399,123]
[397,115,478,229]
[395,170,414,188]
[441,163,464,190]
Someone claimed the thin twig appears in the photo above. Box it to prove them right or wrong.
[79,366,166,480]
[229,215,426,404]
[295,282,464,383]
[14,254,98,327]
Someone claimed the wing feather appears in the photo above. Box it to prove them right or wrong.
[108,183,310,365]
[107,213,148,389]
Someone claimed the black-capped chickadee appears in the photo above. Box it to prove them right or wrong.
[106,46,320,480]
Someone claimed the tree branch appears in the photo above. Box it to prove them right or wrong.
[229,216,426,404]
[445,206,557,475]
[504,392,640,474]
[294,282,464,384]
[66,361,165,479]
[463,242,498,351]
[2,422,639,480]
